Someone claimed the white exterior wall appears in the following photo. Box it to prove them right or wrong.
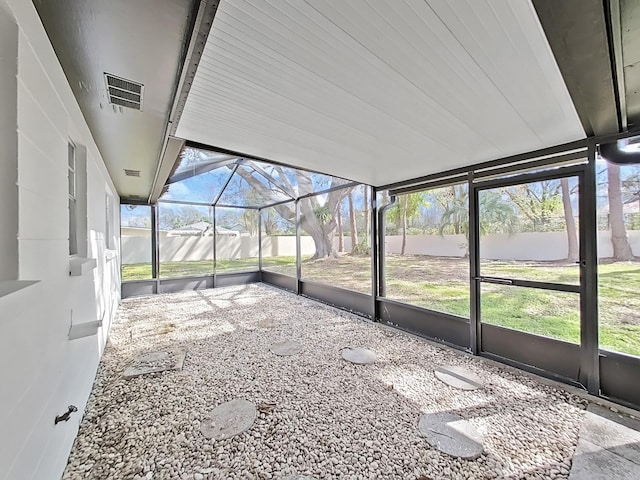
[384,231,640,260]
[121,231,640,265]
[122,235,317,264]
[0,1,120,479]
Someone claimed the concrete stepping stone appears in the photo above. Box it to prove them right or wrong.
[123,349,186,379]
[258,319,277,328]
[569,404,640,479]
[434,366,483,391]
[342,347,376,364]
[270,340,303,356]
[200,399,257,440]
[418,412,484,459]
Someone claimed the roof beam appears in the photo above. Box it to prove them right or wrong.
[533,0,620,136]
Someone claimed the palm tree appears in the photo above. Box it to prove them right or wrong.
[387,192,428,255]
[438,187,518,255]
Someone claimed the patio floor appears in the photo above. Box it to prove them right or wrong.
[62,284,638,479]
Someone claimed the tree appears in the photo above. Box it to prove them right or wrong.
[159,205,209,230]
[242,209,258,235]
[363,186,370,245]
[233,163,352,259]
[387,192,428,255]
[438,187,518,255]
[348,191,359,251]
[607,162,634,260]
[560,178,579,262]
[336,204,344,252]
[437,185,467,235]
[504,181,562,232]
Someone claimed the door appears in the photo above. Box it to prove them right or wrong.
[472,167,586,383]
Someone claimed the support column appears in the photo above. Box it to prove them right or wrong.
[580,140,600,394]
[468,172,480,355]
[295,200,301,295]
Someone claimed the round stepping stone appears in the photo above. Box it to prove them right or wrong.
[418,412,484,459]
[341,347,376,364]
[200,399,257,440]
[270,340,303,356]
[258,319,277,329]
[434,366,483,391]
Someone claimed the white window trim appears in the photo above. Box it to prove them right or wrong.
[68,142,78,256]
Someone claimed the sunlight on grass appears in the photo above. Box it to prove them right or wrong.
[122,255,640,356]
[480,284,581,344]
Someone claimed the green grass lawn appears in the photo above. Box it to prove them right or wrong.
[122,255,640,356]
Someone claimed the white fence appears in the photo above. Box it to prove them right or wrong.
[121,230,640,264]
[383,231,640,260]
[121,233,316,264]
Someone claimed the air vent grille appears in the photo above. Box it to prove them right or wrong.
[124,169,141,177]
[111,97,142,110]
[108,87,140,102]
[105,73,143,111]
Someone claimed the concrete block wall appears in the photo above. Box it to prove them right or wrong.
[0,1,120,479]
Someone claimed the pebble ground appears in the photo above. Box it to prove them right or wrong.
[63,284,587,479]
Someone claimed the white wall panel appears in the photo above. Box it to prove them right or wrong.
[177,0,584,185]
[0,1,121,479]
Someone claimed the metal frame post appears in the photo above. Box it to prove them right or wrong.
[258,208,263,271]
[151,204,159,290]
[212,205,217,287]
[370,187,378,320]
[468,172,480,354]
[580,140,600,394]
[295,200,301,295]
[377,195,397,298]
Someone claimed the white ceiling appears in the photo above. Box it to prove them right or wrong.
[176,0,585,187]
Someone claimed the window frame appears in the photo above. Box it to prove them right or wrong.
[68,142,78,256]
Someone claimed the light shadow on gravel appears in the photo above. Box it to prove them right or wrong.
[64,284,588,480]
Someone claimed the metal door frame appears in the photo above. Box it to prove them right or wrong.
[470,162,599,393]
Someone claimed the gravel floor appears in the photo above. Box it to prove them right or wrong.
[63,284,588,480]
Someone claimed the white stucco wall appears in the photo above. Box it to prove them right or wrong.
[0,1,120,478]
[121,235,319,264]
[383,231,640,260]
[121,231,640,265]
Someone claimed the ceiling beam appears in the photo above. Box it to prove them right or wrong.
[149,136,185,203]
[533,0,620,136]
[149,0,221,203]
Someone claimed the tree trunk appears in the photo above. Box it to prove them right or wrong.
[401,196,408,255]
[607,163,634,260]
[348,192,358,253]
[299,197,337,259]
[451,186,460,234]
[363,187,369,246]
[560,178,579,262]
[337,206,344,252]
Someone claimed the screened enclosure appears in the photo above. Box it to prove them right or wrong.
[120,139,640,410]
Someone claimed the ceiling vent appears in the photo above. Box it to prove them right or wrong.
[124,169,141,177]
[105,73,143,111]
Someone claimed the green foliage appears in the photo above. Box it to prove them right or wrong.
[350,240,371,256]
[159,205,210,230]
[313,205,332,225]
[504,181,564,232]
[387,192,429,227]
[438,187,518,238]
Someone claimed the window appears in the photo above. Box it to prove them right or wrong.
[105,194,114,250]
[68,143,77,255]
